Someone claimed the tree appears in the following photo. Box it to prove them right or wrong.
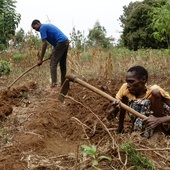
[150,0,170,48]
[119,1,141,28]
[0,0,21,50]
[14,28,25,46]
[122,3,153,50]
[87,21,111,48]
[119,0,168,50]
[69,27,85,50]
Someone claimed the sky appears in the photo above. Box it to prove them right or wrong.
[15,0,141,42]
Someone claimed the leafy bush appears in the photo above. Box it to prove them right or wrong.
[0,60,10,77]
[0,44,6,51]
[121,141,154,170]
[13,54,23,61]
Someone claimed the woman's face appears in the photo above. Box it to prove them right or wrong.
[125,71,146,95]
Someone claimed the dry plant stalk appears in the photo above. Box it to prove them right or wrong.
[64,95,126,167]
[65,95,116,147]
[104,53,113,79]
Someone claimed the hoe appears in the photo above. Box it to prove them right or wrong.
[7,57,50,89]
[58,75,147,119]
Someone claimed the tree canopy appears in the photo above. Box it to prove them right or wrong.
[87,21,112,48]
[0,0,21,50]
[151,0,170,48]
[69,21,113,50]
[119,0,168,50]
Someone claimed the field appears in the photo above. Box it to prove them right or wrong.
[0,47,170,169]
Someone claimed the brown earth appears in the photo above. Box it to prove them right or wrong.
[0,77,170,170]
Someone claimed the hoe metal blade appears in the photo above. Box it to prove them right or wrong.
[58,79,70,102]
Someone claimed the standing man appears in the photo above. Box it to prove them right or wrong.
[31,19,69,90]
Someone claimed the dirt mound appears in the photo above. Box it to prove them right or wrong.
[0,79,169,169]
[0,82,36,120]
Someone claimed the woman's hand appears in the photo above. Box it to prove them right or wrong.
[143,115,162,130]
[107,100,120,121]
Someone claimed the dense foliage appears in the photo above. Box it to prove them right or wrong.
[2,0,170,52]
[87,21,112,48]
[0,0,21,50]
[0,60,10,77]
[120,0,168,50]
[69,21,112,50]
[150,0,170,48]
[69,27,85,50]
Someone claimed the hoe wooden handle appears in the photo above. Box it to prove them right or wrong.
[8,57,50,89]
[66,75,147,119]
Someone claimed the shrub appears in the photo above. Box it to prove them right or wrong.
[0,60,10,77]
[121,141,154,170]
[13,54,23,61]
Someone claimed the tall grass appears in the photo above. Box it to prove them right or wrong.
[0,46,170,91]
[68,47,170,90]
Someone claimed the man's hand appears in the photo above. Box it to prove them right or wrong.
[37,52,43,66]
[50,52,53,59]
[37,59,43,66]
[143,115,162,130]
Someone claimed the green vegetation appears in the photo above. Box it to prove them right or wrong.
[0,1,169,169]
[119,0,169,50]
[0,128,11,144]
[81,144,112,168]
[21,91,28,99]
[0,0,21,50]
[70,27,85,50]
[0,60,10,77]
[87,21,112,48]
[0,0,170,52]
[121,141,154,170]
[0,46,169,169]
[70,21,112,51]
[151,0,170,48]
[13,54,23,61]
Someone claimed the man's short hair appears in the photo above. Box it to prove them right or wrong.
[31,19,41,27]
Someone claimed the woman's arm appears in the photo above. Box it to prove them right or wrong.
[143,115,170,130]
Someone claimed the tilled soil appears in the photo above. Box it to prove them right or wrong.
[0,78,170,170]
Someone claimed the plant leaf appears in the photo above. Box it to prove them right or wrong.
[81,149,96,157]
[91,145,97,152]
[81,144,92,150]
[98,155,112,161]
[92,160,98,167]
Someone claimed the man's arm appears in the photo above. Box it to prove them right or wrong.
[38,39,48,65]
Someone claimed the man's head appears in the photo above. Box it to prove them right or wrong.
[31,19,41,31]
[126,66,148,95]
